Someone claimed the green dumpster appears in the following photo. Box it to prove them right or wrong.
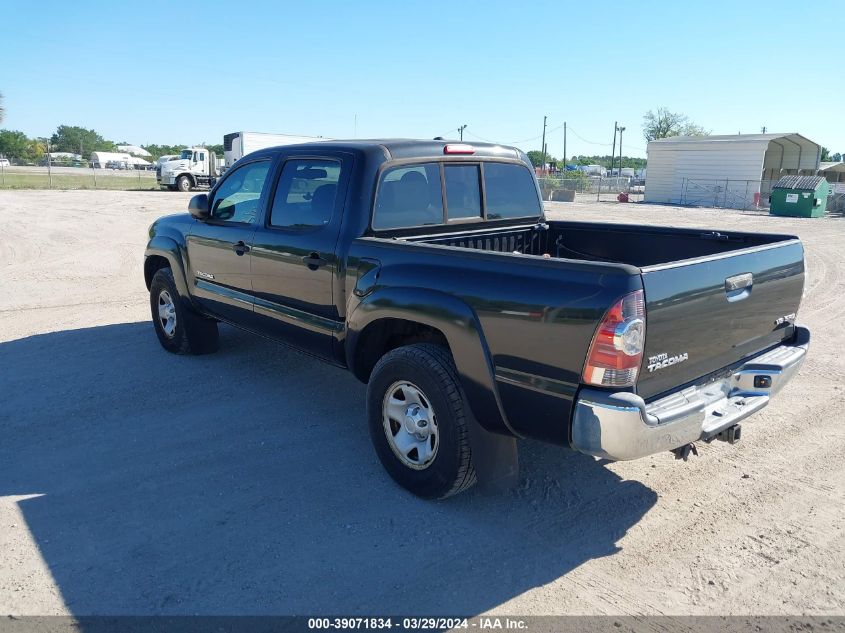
[769,175,829,217]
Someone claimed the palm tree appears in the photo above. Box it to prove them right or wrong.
[0,92,5,125]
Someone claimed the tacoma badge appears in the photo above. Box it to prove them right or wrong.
[647,352,689,372]
[773,312,797,327]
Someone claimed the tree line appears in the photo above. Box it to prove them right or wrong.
[0,121,223,164]
[527,151,647,170]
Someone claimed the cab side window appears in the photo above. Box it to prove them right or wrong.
[210,159,271,224]
[269,159,342,230]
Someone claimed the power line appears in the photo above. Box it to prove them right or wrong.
[566,126,613,147]
[567,126,647,153]
[466,124,646,153]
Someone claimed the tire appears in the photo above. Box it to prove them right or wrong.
[367,343,476,499]
[176,175,192,192]
[149,267,218,355]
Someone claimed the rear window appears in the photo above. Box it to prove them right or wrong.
[373,163,443,230]
[484,163,542,219]
[372,160,540,230]
[444,165,481,220]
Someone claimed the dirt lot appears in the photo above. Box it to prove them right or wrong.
[0,190,842,616]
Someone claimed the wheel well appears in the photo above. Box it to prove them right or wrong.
[352,318,451,383]
[144,255,170,289]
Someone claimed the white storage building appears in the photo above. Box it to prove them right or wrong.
[116,144,152,157]
[644,133,821,209]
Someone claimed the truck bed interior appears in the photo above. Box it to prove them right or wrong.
[404,221,794,268]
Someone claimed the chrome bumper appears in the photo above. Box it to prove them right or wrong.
[571,326,810,461]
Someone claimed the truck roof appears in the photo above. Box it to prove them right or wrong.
[248,139,525,161]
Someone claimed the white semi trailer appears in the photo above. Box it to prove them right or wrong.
[223,131,326,169]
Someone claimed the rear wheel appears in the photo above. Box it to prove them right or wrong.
[149,267,218,354]
[367,344,476,499]
[176,175,192,192]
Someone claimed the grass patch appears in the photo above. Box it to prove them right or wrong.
[0,171,160,191]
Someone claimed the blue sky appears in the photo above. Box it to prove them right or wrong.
[2,0,842,159]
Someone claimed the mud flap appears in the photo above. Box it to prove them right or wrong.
[466,415,519,493]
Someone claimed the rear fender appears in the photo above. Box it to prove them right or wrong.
[346,287,516,437]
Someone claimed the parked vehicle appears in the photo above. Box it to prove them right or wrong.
[578,164,606,177]
[223,131,325,169]
[0,159,10,167]
[156,155,179,168]
[156,148,222,192]
[144,140,810,498]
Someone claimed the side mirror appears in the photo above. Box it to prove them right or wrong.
[188,194,210,220]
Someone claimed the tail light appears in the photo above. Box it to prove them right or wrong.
[582,290,646,388]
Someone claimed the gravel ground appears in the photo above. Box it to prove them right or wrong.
[0,190,842,616]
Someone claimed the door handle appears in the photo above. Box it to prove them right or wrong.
[302,252,328,270]
[233,241,250,256]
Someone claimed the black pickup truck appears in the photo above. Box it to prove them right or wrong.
[144,139,810,498]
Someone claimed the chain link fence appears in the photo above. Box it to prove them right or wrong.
[537,175,644,203]
[678,178,764,210]
[0,164,158,190]
[677,177,845,214]
[825,189,845,215]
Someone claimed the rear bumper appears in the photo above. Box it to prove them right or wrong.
[570,326,810,461]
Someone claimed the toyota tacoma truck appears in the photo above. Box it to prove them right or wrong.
[144,139,810,498]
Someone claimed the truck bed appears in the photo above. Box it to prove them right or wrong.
[404,220,795,269]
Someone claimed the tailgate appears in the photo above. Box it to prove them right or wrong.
[637,239,805,400]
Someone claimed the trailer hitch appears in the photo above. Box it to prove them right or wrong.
[702,424,742,445]
[715,424,742,445]
[671,442,698,461]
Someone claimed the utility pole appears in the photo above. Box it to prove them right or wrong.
[540,115,547,175]
[610,121,618,177]
[458,124,467,141]
[563,122,567,167]
[618,126,626,177]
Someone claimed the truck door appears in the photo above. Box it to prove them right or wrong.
[186,157,273,325]
[249,154,351,359]
[193,150,207,178]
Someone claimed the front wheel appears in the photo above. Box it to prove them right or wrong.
[367,344,476,499]
[176,175,192,192]
[149,268,218,354]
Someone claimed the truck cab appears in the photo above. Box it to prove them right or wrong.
[157,147,221,192]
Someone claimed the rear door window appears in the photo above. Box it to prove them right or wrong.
[373,163,443,229]
[482,163,542,219]
[444,165,481,221]
[269,159,342,230]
